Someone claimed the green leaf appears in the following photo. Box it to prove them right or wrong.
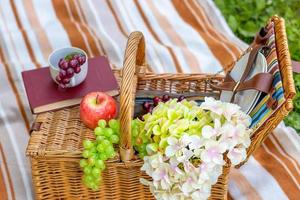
[228,15,238,31]
[238,21,258,37]
[256,0,266,10]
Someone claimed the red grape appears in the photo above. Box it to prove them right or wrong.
[62,78,70,84]
[58,83,66,89]
[69,59,79,69]
[162,95,170,102]
[78,55,86,65]
[142,102,151,110]
[55,75,62,83]
[59,69,67,78]
[59,60,69,70]
[74,66,81,74]
[178,95,185,102]
[66,68,74,78]
[73,54,80,60]
[146,106,153,113]
[153,96,161,106]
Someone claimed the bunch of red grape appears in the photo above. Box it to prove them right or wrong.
[140,95,185,120]
[55,53,86,88]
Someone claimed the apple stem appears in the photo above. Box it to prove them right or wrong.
[96,94,99,104]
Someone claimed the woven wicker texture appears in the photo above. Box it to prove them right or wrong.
[26,16,294,200]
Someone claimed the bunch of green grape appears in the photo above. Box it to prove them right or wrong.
[79,119,120,190]
[131,119,151,159]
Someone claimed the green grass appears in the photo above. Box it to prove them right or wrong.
[215,0,300,133]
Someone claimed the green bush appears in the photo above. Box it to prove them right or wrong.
[215,0,300,132]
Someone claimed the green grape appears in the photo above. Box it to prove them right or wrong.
[99,153,108,161]
[98,119,107,128]
[88,157,96,166]
[80,159,88,168]
[89,146,97,153]
[102,139,111,147]
[83,140,94,149]
[82,150,91,158]
[95,159,105,170]
[96,143,105,152]
[108,119,119,133]
[107,151,116,159]
[105,145,114,156]
[103,128,114,138]
[92,167,101,177]
[90,182,99,191]
[83,166,92,174]
[110,134,119,144]
[94,127,104,136]
[83,174,93,183]
[138,152,145,159]
[96,135,106,142]
[132,128,138,137]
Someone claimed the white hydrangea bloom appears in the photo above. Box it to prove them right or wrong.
[139,97,252,200]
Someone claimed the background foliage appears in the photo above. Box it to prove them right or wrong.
[215,0,300,132]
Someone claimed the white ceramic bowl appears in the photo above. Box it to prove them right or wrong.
[48,47,88,88]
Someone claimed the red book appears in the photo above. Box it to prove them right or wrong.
[22,56,119,114]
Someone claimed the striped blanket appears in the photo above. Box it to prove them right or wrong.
[0,0,299,199]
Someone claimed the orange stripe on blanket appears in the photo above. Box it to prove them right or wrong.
[52,0,89,56]
[134,0,183,73]
[271,133,300,169]
[192,1,242,57]
[23,0,53,60]
[172,0,235,68]
[0,167,8,200]
[0,48,30,131]
[69,0,101,56]
[230,168,262,200]
[144,0,201,73]
[9,0,41,68]
[264,137,300,180]
[254,139,300,200]
[0,143,15,200]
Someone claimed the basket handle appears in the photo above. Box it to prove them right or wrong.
[119,31,146,162]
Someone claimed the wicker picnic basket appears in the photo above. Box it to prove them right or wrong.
[26,16,295,200]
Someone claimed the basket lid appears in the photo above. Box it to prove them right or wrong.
[26,106,95,158]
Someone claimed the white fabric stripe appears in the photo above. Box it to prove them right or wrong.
[64,0,93,57]
[201,0,248,51]
[13,0,46,65]
[136,0,190,73]
[269,134,300,174]
[110,0,167,72]
[262,143,300,189]
[32,0,71,50]
[238,157,289,200]
[228,180,248,200]
[0,152,13,200]
[152,0,223,73]
[0,0,33,70]
[183,0,237,64]
[0,102,33,200]
[74,0,103,55]
[90,0,127,62]
[120,0,176,72]
[273,122,300,163]
[80,0,123,64]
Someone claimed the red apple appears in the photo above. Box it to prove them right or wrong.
[80,92,117,129]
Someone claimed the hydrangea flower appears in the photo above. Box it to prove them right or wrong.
[137,97,252,200]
